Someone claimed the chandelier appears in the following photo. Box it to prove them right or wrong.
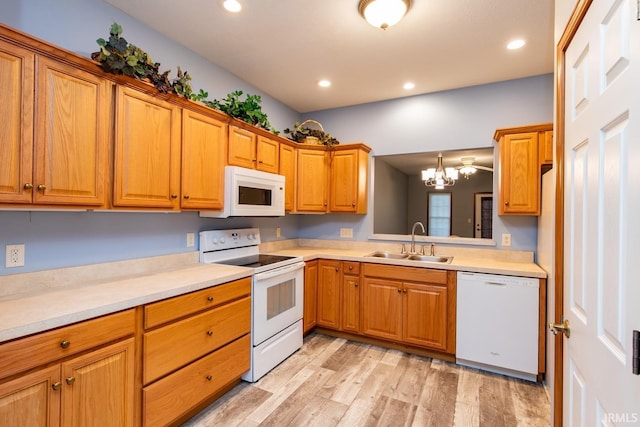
[421,153,458,190]
[358,0,412,30]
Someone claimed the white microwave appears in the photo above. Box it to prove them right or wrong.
[200,166,285,218]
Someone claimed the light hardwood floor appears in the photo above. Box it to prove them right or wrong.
[184,333,550,427]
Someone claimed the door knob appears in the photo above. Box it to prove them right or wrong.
[549,319,571,338]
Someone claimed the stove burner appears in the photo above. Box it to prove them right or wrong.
[216,254,296,269]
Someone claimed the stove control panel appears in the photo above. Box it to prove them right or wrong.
[199,228,261,252]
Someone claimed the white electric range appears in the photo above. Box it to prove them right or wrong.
[199,228,304,382]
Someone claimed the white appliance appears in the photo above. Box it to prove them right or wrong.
[199,228,304,382]
[456,271,539,381]
[199,166,285,218]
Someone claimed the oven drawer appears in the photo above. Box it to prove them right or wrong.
[143,296,250,384]
[144,277,251,329]
[143,334,250,427]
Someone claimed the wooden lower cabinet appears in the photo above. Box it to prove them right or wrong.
[0,312,136,427]
[341,262,360,333]
[316,259,341,329]
[361,263,456,354]
[143,335,250,427]
[303,260,318,333]
[141,277,251,426]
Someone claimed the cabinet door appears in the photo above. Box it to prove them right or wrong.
[279,143,296,211]
[35,57,110,206]
[403,282,448,350]
[0,40,34,204]
[228,126,256,169]
[329,148,368,213]
[256,135,279,173]
[303,260,318,334]
[181,109,227,210]
[539,130,554,167]
[498,132,540,215]
[296,148,328,212]
[0,365,60,427]
[114,86,181,209]
[342,273,360,333]
[316,259,341,329]
[61,338,135,427]
[361,277,402,341]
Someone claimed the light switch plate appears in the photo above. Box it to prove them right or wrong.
[276,227,281,238]
[186,233,195,248]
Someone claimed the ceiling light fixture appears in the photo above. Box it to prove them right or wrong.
[318,80,331,88]
[403,82,415,90]
[507,39,526,50]
[223,0,242,13]
[421,153,458,190]
[458,157,478,178]
[358,0,412,30]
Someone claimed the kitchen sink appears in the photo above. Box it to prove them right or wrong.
[406,254,453,263]
[365,251,453,263]
[365,251,409,259]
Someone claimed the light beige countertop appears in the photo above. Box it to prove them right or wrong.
[0,240,546,344]
[0,254,252,343]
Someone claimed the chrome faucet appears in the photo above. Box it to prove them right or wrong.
[410,221,425,254]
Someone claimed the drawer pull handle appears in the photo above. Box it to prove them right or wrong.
[207,296,214,302]
[206,375,212,381]
[60,340,70,349]
[207,330,213,336]
[52,382,62,391]
[66,377,75,385]
[348,265,353,270]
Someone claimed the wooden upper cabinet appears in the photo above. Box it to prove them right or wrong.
[279,141,296,212]
[539,130,554,167]
[181,109,228,210]
[256,135,279,173]
[0,40,34,204]
[228,125,256,169]
[35,57,110,206]
[114,86,181,209]
[329,146,369,213]
[228,125,279,173]
[494,123,552,216]
[296,146,328,212]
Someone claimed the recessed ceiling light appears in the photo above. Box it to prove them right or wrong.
[507,39,526,50]
[318,80,331,88]
[403,82,415,90]
[223,0,242,13]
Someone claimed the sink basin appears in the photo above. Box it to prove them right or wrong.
[406,254,453,263]
[365,251,453,264]
[365,251,408,259]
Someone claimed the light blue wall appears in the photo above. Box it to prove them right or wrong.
[299,75,553,251]
[0,1,553,276]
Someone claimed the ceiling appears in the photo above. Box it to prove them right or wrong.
[377,147,494,176]
[105,0,554,113]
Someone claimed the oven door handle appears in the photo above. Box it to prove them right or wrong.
[254,262,304,281]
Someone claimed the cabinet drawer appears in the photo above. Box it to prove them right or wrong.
[143,334,250,427]
[144,277,251,329]
[143,297,250,384]
[342,261,360,275]
[0,309,135,380]
[363,263,448,285]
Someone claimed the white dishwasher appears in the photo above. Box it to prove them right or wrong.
[456,271,539,381]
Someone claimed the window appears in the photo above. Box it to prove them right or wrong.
[427,193,452,236]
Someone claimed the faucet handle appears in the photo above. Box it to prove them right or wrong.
[430,243,436,256]
[400,244,406,254]
[420,245,426,255]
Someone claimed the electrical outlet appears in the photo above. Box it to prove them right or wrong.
[186,233,195,248]
[276,227,281,238]
[501,233,512,247]
[340,228,353,238]
[6,244,25,268]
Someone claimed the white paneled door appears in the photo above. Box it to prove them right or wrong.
[563,0,640,425]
